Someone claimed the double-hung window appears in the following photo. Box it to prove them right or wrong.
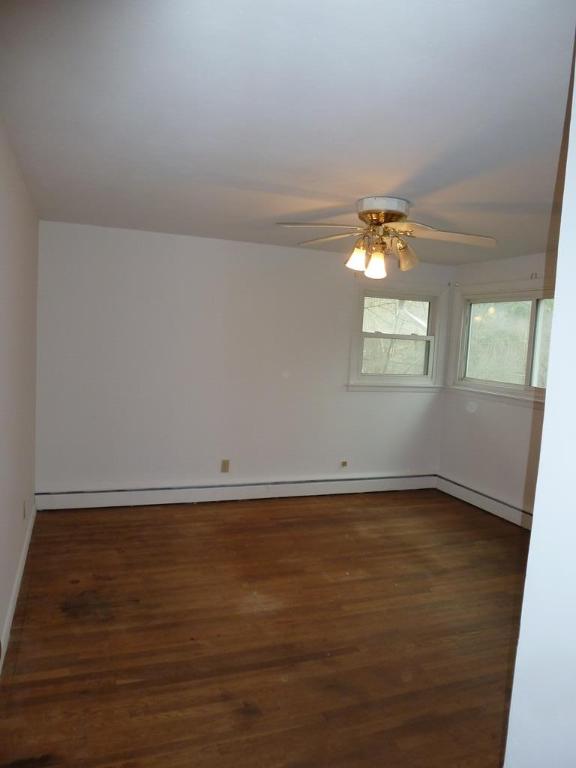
[349,293,437,387]
[459,296,553,394]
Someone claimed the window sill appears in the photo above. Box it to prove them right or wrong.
[346,382,545,404]
[346,383,443,393]
[446,384,545,408]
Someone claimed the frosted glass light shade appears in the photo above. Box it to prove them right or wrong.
[345,246,367,271]
[396,238,419,272]
[364,250,387,279]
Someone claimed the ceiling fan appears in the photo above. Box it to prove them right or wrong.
[278,196,496,279]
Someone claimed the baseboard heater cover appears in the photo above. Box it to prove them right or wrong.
[35,474,436,508]
[436,476,532,529]
[35,474,532,529]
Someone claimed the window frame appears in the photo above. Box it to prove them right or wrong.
[348,288,441,390]
[454,288,554,401]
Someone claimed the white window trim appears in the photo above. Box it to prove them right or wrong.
[348,286,444,390]
[447,284,554,403]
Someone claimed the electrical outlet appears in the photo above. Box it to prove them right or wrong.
[220,459,230,473]
[341,460,348,468]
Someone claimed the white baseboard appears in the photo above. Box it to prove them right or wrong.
[0,502,37,674]
[35,474,438,510]
[437,477,532,530]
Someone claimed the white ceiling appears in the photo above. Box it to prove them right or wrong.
[0,0,574,264]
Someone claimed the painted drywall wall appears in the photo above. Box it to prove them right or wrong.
[439,391,543,513]
[452,251,550,286]
[503,81,576,768]
[36,222,452,497]
[0,119,38,668]
[439,252,550,515]
[35,222,550,516]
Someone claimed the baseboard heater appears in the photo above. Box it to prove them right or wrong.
[35,473,532,529]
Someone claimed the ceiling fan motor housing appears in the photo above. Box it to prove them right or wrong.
[357,196,411,225]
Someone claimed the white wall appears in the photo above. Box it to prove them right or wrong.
[36,222,451,500]
[440,391,542,515]
[453,251,549,286]
[35,222,551,518]
[504,82,576,767]
[439,252,550,518]
[35,220,552,521]
[0,120,38,668]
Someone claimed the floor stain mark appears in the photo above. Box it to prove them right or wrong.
[237,700,263,718]
[60,590,112,621]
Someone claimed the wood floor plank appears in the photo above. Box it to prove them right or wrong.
[0,490,529,767]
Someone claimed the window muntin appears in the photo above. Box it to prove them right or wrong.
[462,297,553,390]
[358,296,434,379]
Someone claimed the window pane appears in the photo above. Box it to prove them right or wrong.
[362,338,429,375]
[532,298,554,388]
[362,297,429,336]
[465,301,531,385]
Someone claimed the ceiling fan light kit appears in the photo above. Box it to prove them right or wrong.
[278,196,496,280]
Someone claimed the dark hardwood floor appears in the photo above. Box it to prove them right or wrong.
[0,490,529,767]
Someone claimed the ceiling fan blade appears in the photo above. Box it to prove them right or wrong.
[299,232,359,246]
[412,229,496,247]
[277,222,362,230]
[394,221,496,248]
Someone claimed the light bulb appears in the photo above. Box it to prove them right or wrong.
[364,247,387,279]
[395,238,419,272]
[345,243,367,271]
